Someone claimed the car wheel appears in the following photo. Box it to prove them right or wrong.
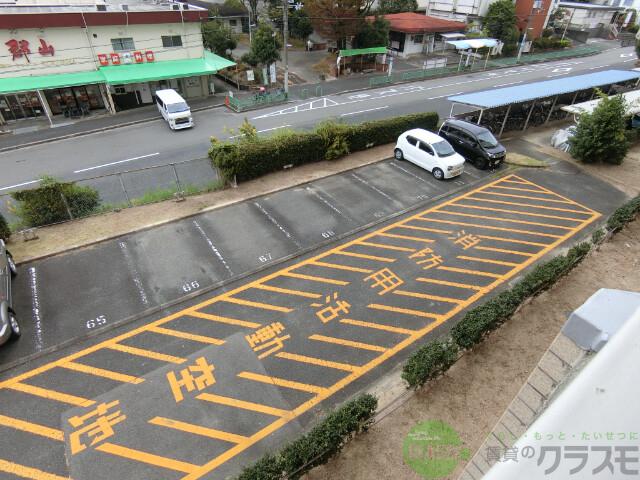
[394,149,404,160]
[432,168,444,181]
[9,312,20,339]
[474,157,487,170]
[6,252,17,278]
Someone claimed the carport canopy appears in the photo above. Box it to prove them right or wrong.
[445,38,498,50]
[338,47,387,57]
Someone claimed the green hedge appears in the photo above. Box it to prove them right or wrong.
[10,180,100,228]
[0,213,9,242]
[605,191,640,232]
[210,112,439,183]
[401,339,458,387]
[236,393,377,480]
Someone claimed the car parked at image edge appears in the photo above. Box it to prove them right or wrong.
[394,128,465,180]
[438,118,506,170]
[1,239,20,346]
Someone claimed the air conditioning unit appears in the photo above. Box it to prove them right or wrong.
[120,4,129,10]
[172,3,180,9]
[96,3,107,11]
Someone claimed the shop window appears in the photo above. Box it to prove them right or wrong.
[162,35,183,47]
[413,35,424,44]
[111,37,135,51]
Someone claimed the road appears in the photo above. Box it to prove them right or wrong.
[0,44,636,191]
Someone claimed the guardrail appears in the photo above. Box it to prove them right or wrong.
[226,91,289,112]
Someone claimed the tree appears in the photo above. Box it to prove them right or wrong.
[482,0,517,43]
[354,15,390,48]
[377,0,417,14]
[568,91,629,165]
[241,21,282,68]
[202,20,237,58]
[305,0,364,49]
[222,0,247,10]
[290,10,314,39]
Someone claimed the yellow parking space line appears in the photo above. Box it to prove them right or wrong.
[0,414,64,441]
[147,326,226,345]
[367,304,443,320]
[378,232,435,243]
[252,283,322,298]
[392,290,464,305]
[501,178,531,185]
[457,255,519,267]
[106,343,186,364]
[275,352,361,372]
[417,277,488,292]
[515,181,600,213]
[340,318,416,334]
[237,371,329,394]
[309,334,387,352]
[423,212,575,231]
[7,383,95,407]
[488,185,557,194]
[416,218,564,238]
[221,296,292,313]
[149,417,248,444]
[283,272,349,285]
[335,250,397,262]
[310,261,373,273]
[465,196,595,215]
[358,241,416,252]
[473,246,535,257]
[474,190,575,204]
[476,235,548,247]
[0,458,69,480]
[437,266,503,279]
[61,362,144,384]
[399,224,453,234]
[197,393,290,417]
[450,203,587,222]
[188,311,261,329]
[95,442,199,473]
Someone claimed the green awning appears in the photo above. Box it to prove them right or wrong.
[339,47,387,57]
[0,71,104,95]
[0,52,235,94]
[100,51,235,85]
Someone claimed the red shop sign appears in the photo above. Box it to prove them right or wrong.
[98,54,109,66]
[145,51,154,62]
[133,51,143,63]
[110,53,120,64]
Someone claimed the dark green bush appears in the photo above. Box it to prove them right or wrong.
[606,192,640,232]
[502,43,518,56]
[401,338,459,387]
[10,178,100,228]
[0,212,10,242]
[236,393,377,480]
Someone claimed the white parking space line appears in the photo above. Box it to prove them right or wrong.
[428,92,463,99]
[74,152,160,173]
[29,267,43,352]
[341,106,388,117]
[0,180,40,192]
[494,81,523,88]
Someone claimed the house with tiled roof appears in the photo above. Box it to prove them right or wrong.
[368,12,467,57]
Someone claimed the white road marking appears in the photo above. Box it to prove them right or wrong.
[74,152,160,173]
[0,180,39,192]
[341,106,388,117]
[494,81,523,87]
[29,267,43,351]
[193,220,234,276]
[590,65,608,69]
[253,202,302,248]
[428,92,463,99]
[228,124,291,138]
[118,241,149,306]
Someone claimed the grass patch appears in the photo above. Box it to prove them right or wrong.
[505,153,547,167]
[310,53,337,75]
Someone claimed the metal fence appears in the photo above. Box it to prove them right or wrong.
[0,157,221,230]
[226,91,289,112]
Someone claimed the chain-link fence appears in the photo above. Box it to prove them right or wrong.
[0,157,221,230]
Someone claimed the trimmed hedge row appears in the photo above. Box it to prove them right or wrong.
[210,112,439,183]
[606,191,640,232]
[236,393,377,480]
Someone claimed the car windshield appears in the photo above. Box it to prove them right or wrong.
[432,140,456,157]
[477,130,499,148]
[167,102,189,113]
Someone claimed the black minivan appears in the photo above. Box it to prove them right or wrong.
[438,118,506,170]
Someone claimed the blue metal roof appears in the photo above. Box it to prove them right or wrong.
[447,70,640,108]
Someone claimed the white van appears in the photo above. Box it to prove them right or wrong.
[155,88,193,130]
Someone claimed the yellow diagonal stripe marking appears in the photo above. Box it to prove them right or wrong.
[309,334,388,352]
[474,190,575,204]
[0,459,69,479]
[457,255,519,267]
[252,283,322,298]
[61,362,144,384]
[7,383,94,407]
[237,371,329,394]
[196,393,290,417]
[283,272,349,285]
[188,311,261,329]
[335,251,396,262]
[310,261,372,273]
[367,304,443,320]
[147,326,226,345]
[416,277,488,291]
[465,196,593,214]
[378,232,435,243]
[149,417,248,444]
[95,442,199,473]
[415,218,563,238]
[437,266,503,279]
[358,241,415,252]
[340,318,416,334]
[393,290,464,305]
[450,203,586,222]
[275,352,361,372]
[0,414,64,441]
[424,211,574,230]
[487,185,557,194]
[221,296,292,313]
[473,246,534,257]
[399,224,453,234]
[476,234,548,247]
[106,343,186,364]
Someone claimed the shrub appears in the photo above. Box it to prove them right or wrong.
[501,43,518,56]
[401,338,459,387]
[10,176,100,228]
[606,192,640,232]
[542,27,554,38]
[0,212,9,242]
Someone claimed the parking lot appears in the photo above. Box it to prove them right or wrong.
[0,162,621,479]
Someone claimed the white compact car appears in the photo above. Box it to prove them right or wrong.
[394,128,465,180]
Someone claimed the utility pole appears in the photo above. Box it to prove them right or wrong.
[283,0,289,94]
[516,0,540,62]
